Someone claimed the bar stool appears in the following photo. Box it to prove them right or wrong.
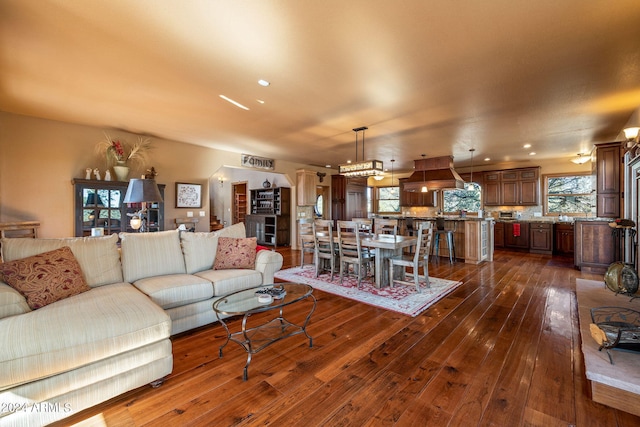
[432,217,456,263]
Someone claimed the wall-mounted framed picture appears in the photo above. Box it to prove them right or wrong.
[175,182,202,208]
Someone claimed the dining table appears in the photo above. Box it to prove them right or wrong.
[315,231,418,288]
[359,234,418,288]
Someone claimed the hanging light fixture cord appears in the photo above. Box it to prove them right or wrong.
[390,159,395,185]
[353,126,368,162]
[469,148,475,188]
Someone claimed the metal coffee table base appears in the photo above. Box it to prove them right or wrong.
[214,285,316,381]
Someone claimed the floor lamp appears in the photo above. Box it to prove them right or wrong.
[123,178,164,232]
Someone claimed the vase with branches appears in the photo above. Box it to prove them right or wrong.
[96,133,152,181]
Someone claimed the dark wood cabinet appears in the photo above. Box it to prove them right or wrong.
[73,179,165,237]
[503,222,529,249]
[594,142,622,218]
[246,214,289,247]
[483,167,540,206]
[247,187,290,246]
[529,222,552,254]
[574,220,617,272]
[331,175,367,221]
[398,178,437,207]
[494,221,505,248]
[250,187,290,215]
[483,172,501,205]
[554,223,574,255]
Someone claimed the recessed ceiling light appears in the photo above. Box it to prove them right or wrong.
[523,144,531,149]
[529,152,536,155]
[219,95,249,110]
[325,164,331,168]
[257,99,265,104]
[258,79,270,87]
[484,157,490,161]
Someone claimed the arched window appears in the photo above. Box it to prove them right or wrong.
[443,183,481,213]
[314,194,323,217]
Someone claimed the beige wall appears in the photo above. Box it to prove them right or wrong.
[0,111,599,238]
[0,112,328,238]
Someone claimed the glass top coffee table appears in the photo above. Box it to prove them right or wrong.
[213,282,316,381]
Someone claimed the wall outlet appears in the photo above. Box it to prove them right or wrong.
[186,211,193,217]
[199,211,206,217]
[533,212,542,217]
[300,212,306,217]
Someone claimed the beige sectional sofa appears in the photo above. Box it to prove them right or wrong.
[0,223,283,426]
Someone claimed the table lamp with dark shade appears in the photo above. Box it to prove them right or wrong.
[123,178,163,232]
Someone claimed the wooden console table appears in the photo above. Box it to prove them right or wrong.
[0,221,40,239]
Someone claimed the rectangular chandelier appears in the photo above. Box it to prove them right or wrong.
[339,160,384,177]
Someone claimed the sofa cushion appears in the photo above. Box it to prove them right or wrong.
[180,231,219,274]
[0,282,31,318]
[120,230,186,283]
[133,274,214,309]
[0,246,91,310]
[0,282,171,390]
[213,237,257,270]
[215,222,246,238]
[195,269,262,296]
[0,234,123,287]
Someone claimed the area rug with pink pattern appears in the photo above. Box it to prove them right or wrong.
[274,266,463,317]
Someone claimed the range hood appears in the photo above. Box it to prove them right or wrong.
[403,155,465,192]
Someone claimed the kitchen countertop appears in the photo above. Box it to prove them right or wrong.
[376,215,493,221]
[494,217,614,224]
[376,215,615,224]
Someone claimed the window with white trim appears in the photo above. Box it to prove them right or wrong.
[544,173,596,216]
[377,186,400,213]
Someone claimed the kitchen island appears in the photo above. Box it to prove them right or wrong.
[378,216,494,264]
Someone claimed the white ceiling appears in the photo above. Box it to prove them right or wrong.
[2,0,640,173]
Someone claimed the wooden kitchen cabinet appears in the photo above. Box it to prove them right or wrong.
[483,172,501,205]
[494,221,505,248]
[574,220,617,272]
[594,142,622,218]
[503,222,529,249]
[554,223,574,255]
[483,167,540,206]
[398,178,436,207]
[529,222,552,254]
[296,169,317,206]
[464,220,491,263]
[331,175,367,221]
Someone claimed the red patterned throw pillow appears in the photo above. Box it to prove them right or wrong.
[213,237,257,270]
[0,246,90,309]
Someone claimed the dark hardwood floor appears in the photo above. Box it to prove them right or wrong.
[55,249,640,426]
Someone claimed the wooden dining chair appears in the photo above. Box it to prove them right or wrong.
[337,220,374,288]
[298,218,315,268]
[374,218,398,236]
[312,219,336,279]
[352,217,375,259]
[388,221,433,292]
